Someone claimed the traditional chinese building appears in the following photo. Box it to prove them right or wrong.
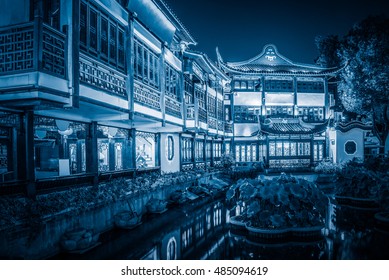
[217,44,342,170]
[0,0,380,197]
[0,0,230,196]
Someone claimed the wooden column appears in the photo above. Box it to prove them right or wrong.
[20,111,36,197]
[155,133,161,169]
[87,122,98,186]
[127,13,135,121]
[71,0,80,107]
[128,128,136,169]
[160,46,166,127]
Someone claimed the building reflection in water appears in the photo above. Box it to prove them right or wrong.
[58,197,389,260]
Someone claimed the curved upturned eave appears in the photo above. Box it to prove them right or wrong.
[259,122,328,135]
[218,60,344,77]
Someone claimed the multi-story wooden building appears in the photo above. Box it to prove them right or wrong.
[217,44,342,170]
[0,0,230,196]
[0,1,379,196]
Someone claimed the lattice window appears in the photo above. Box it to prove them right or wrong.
[234,106,259,123]
[165,64,179,99]
[134,37,160,89]
[100,17,109,59]
[43,0,61,30]
[297,81,324,93]
[208,96,216,118]
[265,79,293,92]
[79,1,126,72]
[298,107,325,122]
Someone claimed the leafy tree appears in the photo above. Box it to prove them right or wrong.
[316,15,389,150]
[315,35,341,68]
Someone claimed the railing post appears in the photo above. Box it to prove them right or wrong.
[18,111,36,197]
[87,122,99,186]
[33,0,43,72]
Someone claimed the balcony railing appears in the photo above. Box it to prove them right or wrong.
[217,120,224,131]
[208,116,217,129]
[0,22,66,79]
[79,53,127,98]
[198,108,207,123]
[224,122,233,133]
[134,81,161,111]
[165,96,182,119]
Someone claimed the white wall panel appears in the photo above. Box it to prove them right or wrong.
[297,93,325,106]
[234,92,262,106]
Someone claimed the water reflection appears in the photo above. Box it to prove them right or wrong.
[54,196,389,260]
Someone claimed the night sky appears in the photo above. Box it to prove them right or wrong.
[164,0,389,64]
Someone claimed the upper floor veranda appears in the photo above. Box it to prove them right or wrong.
[0,0,231,136]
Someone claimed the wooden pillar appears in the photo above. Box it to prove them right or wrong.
[20,111,36,197]
[155,133,160,169]
[71,0,80,107]
[128,128,136,169]
[191,136,196,169]
[87,122,98,186]
[293,77,298,117]
[160,46,166,127]
[127,13,135,121]
[33,0,43,72]
[11,127,18,180]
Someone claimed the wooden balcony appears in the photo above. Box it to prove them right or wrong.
[225,122,233,133]
[208,116,217,130]
[0,22,66,79]
[133,80,161,112]
[79,53,127,98]
[165,96,182,119]
[0,21,69,107]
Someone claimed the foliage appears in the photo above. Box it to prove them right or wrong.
[0,170,199,230]
[221,153,236,169]
[315,15,389,141]
[314,160,344,174]
[227,173,327,229]
[315,34,342,68]
[335,165,381,199]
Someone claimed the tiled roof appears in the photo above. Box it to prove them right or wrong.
[334,121,373,133]
[256,118,328,135]
[217,44,344,77]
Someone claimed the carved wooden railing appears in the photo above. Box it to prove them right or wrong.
[0,22,66,79]
[208,116,217,129]
[79,53,127,98]
[133,80,161,111]
[217,120,224,131]
[165,96,182,119]
[198,107,207,124]
[224,122,233,133]
[41,24,66,78]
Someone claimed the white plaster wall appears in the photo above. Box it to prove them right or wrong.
[160,133,180,173]
[234,123,260,137]
[335,128,365,163]
[234,92,262,106]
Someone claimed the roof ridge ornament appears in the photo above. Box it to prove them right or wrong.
[265,46,277,61]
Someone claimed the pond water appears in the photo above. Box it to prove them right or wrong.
[53,189,389,260]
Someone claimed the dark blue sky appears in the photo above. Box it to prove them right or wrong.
[165,0,389,64]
